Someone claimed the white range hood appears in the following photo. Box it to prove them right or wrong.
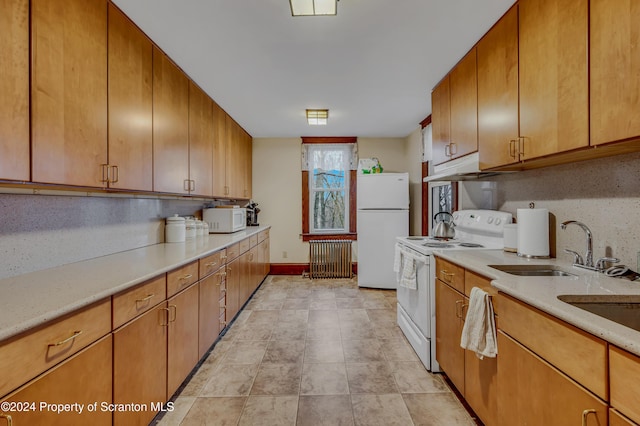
[424,152,511,182]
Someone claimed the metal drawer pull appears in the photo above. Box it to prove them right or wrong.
[581,409,596,426]
[111,165,119,183]
[441,270,454,282]
[206,261,218,267]
[168,305,177,323]
[455,300,463,319]
[49,330,82,347]
[135,294,155,304]
[179,274,193,281]
[0,414,13,426]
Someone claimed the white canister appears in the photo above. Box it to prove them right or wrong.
[203,221,209,235]
[165,215,186,243]
[195,219,204,237]
[185,217,196,240]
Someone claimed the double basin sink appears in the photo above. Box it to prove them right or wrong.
[489,264,640,332]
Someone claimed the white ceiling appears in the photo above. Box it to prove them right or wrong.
[113,0,515,138]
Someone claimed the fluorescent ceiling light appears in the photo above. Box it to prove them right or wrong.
[306,109,329,125]
[290,0,337,16]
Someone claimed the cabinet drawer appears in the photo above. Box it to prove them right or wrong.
[464,270,498,314]
[0,299,111,398]
[610,346,640,424]
[226,243,239,261]
[435,257,465,293]
[239,238,250,254]
[249,234,258,247]
[498,293,607,400]
[199,249,226,278]
[258,229,269,243]
[167,261,198,297]
[112,275,166,329]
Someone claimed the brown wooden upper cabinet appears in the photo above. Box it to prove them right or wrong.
[212,101,228,197]
[31,0,108,187]
[152,47,190,194]
[431,49,478,166]
[225,115,251,199]
[107,4,153,191]
[477,5,519,170]
[188,82,214,197]
[0,0,29,182]
[518,0,589,160]
[590,0,640,146]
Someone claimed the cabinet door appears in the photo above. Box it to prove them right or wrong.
[2,336,112,426]
[188,82,214,197]
[198,270,224,358]
[518,0,588,159]
[435,279,465,392]
[0,0,29,181]
[431,76,451,166]
[153,47,190,194]
[258,238,270,280]
[113,303,168,426]
[497,331,607,426]
[477,5,519,170]
[107,4,153,191]
[212,102,227,196]
[225,115,245,198]
[590,0,640,146]
[31,0,108,187]
[464,342,497,426]
[449,48,478,160]
[242,129,253,199]
[226,257,241,321]
[167,284,200,397]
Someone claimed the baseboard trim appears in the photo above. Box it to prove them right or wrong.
[269,263,358,276]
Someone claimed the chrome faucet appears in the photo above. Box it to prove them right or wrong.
[560,220,619,271]
[561,220,594,268]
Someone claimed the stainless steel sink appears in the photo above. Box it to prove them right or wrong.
[558,295,640,332]
[488,264,577,277]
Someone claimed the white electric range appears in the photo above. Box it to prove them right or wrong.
[395,209,513,372]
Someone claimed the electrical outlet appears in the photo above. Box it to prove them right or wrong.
[283,251,288,259]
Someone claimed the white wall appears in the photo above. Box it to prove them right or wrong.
[493,151,640,269]
[252,136,414,264]
[404,127,424,235]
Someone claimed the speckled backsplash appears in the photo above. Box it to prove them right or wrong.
[493,151,640,270]
[0,194,215,279]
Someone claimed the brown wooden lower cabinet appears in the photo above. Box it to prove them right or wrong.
[113,303,167,426]
[435,279,466,392]
[1,335,112,426]
[610,408,638,426]
[167,283,200,397]
[610,345,640,424]
[497,330,607,426]
[198,269,224,358]
[226,257,241,321]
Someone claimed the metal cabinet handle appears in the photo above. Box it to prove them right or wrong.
[183,179,190,191]
[518,137,525,157]
[455,300,463,319]
[190,180,195,191]
[101,164,110,183]
[135,294,155,304]
[0,414,13,426]
[581,409,596,426]
[179,274,193,282]
[450,142,457,155]
[48,330,82,347]
[445,144,451,157]
[460,302,468,321]
[206,261,218,268]
[159,308,170,326]
[168,305,177,323]
[508,139,517,158]
[440,270,454,283]
[111,165,119,183]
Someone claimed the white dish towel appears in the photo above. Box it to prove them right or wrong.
[393,243,418,290]
[460,287,497,359]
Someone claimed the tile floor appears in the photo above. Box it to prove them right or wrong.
[155,275,477,426]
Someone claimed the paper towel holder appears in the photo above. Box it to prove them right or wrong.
[516,204,552,259]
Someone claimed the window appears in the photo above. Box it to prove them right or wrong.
[301,137,357,241]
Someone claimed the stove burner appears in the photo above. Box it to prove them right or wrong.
[406,236,426,241]
[458,242,484,248]
[423,242,455,248]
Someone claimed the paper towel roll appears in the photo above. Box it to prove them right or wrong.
[517,208,550,258]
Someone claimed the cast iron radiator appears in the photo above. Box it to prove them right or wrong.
[309,240,353,279]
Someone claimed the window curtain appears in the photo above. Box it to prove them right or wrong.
[301,143,358,171]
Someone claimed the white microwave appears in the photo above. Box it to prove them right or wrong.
[203,208,246,233]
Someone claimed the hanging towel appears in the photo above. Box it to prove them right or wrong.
[394,244,420,290]
[460,287,497,359]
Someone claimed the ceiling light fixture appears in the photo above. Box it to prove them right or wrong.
[289,0,337,16]
[306,109,329,125]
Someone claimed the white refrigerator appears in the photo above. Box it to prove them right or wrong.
[357,173,409,289]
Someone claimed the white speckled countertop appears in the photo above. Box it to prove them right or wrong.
[0,226,270,342]
[434,250,640,357]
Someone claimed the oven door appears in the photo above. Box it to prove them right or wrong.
[396,246,430,336]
